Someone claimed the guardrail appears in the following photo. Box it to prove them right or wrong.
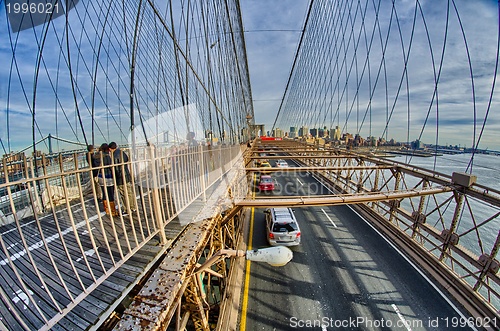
[279,142,500,324]
[0,143,245,330]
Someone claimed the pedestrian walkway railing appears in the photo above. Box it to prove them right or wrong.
[0,143,246,330]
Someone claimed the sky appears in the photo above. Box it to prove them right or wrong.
[1,0,500,153]
[240,0,309,133]
[240,0,500,151]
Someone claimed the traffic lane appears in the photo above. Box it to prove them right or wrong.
[294,205,470,330]
[246,172,346,330]
[246,207,333,330]
[292,171,469,329]
[243,171,470,330]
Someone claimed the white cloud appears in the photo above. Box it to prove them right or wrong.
[241,0,500,150]
[1,0,499,152]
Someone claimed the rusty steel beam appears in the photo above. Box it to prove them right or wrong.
[246,165,392,172]
[114,162,245,330]
[236,186,453,207]
[114,217,218,331]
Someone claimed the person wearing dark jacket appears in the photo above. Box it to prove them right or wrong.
[109,142,137,213]
[86,145,103,201]
[97,143,118,216]
[87,145,103,201]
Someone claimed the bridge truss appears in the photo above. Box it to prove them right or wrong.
[1,0,500,330]
[241,139,500,327]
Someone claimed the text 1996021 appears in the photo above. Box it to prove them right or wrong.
[6,1,61,15]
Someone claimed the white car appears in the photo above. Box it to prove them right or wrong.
[265,208,301,246]
[276,159,289,167]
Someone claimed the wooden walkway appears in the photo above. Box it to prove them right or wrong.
[0,176,226,330]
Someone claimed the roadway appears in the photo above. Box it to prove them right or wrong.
[239,159,473,330]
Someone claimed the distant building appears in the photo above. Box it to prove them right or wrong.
[343,133,354,146]
[273,128,284,138]
[353,134,365,146]
[332,126,342,141]
[289,126,297,138]
[322,126,329,138]
[299,126,309,137]
[310,128,318,137]
[411,139,422,149]
[250,124,265,138]
[2,152,24,175]
[367,136,377,146]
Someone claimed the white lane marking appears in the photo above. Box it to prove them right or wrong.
[13,289,33,310]
[392,304,412,331]
[0,212,103,266]
[1,207,84,235]
[314,177,476,329]
[297,178,304,186]
[76,248,97,262]
[321,208,337,228]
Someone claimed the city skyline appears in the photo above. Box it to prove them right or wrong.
[241,0,500,151]
[254,123,499,153]
[1,1,500,153]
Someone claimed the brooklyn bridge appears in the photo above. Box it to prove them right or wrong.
[0,1,499,330]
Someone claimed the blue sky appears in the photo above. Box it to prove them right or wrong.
[240,0,500,150]
[1,0,500,152]
[240,0,309,131]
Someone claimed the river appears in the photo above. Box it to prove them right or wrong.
[392,153,500,189]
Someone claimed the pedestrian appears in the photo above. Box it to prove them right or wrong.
[109,141,137,213]
[86,145,102,201]
[97,143,118,216]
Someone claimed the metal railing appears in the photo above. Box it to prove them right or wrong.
[0,143,245,330]
[276,141,500,321]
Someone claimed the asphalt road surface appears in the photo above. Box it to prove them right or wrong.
[239,159,474,331]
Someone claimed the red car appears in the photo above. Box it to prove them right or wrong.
[258,175,275,192]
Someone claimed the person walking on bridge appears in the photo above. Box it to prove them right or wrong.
[97,143,118,217]
[86,144,102,202]
[109,142,137,213]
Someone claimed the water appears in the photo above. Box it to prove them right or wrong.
[390,154,500,249]
[392,153,500,190]
[388,153,500,308]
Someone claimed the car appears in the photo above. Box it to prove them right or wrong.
[260,161,271,167]
[264,208,301,246]
[276,159,289,167]
[258,175,275,191]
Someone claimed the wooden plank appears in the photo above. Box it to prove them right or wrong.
[0,298,33,331]
[51,311,88,331]
[0,194,166,330]
[0,261,49,330]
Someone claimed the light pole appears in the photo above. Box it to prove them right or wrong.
[195,246,293,274]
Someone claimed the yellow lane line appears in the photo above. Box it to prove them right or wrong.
[240,173,256,331]
[239,207,254,331]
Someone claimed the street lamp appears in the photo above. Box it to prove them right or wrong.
[195,246,293,274]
